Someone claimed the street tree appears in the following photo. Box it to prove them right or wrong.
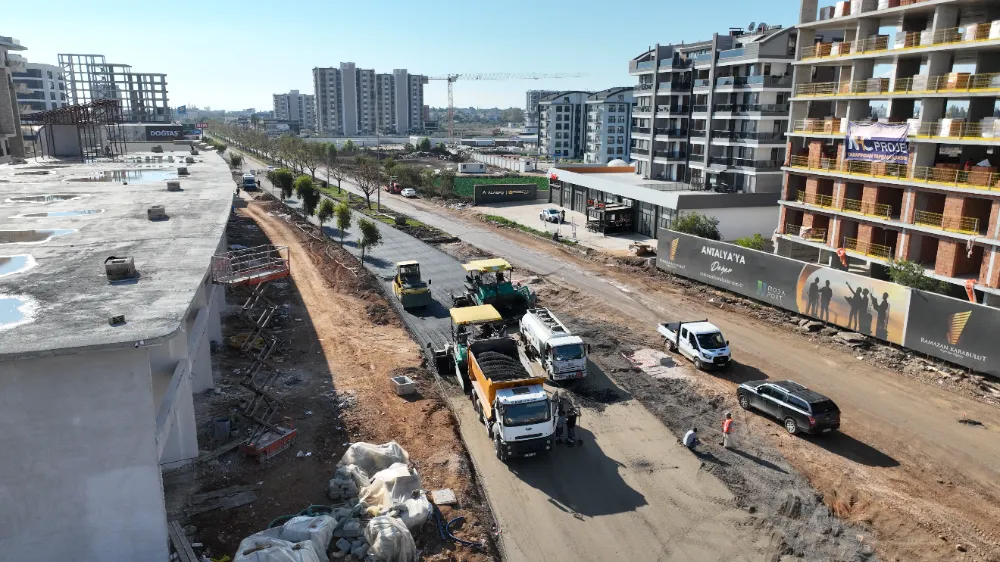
[887,259,950,294]
[229,153,243,169]
[417,137,431,151]
[271,168,295,200]
[403,142,415,153]
[357,218,383,263]
[733,233,767,251]
[671,212,721,241]
[322,143,338,188]
[302,142,326,180]
[351,156,383,210]
[294,176,321,216]
[335,202,352,244]
[317,198,335,230]
[341,139,357,155]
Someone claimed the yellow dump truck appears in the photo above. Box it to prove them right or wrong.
[466,322,555,461]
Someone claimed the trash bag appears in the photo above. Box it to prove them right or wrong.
[359,463,422,510]
[338,442,409,475]
[364,516,416,562]
[279,516,335,561]
[394,496,432,531]
[233,538,322,562]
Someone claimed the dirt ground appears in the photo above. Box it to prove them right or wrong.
[168,202,496,561]
[435,225,1000,562]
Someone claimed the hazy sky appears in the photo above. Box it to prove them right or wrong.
[8,0,795,111]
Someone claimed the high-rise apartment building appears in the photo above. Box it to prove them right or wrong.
[629,25,795,187]
[538,91,591,159]
[312,63,426,136]
[1,35,27,163]
[13,62,68,114]
[585,87,634,164]
[272,89,316,131]
[777,0,1000,302]
[526,89,560,128]
[58,53,170,123]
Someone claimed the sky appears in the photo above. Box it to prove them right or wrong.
[8,0,796,112]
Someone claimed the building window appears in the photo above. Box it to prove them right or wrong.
[618,136,624,143]
[617,147,624,154]
[608,105,616,113]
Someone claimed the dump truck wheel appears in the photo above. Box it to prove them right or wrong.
[494,434,507,462]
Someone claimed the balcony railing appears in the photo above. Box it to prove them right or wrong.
[794,72,1000,97]
[632,127,651,134]
[913,210,981,235]
[796,191,835,207]
[909,120,998,140]
[787,155,1000,191]
[711,130,785,142]
[635,60,655,71]
[843,237,893,260]
[712,103,790,114]
[802,25,990,61]
[786,223,828,241]
[658,82,692,90]
[656,105,690,113]
[654,151,687,160]
[692,105,709,113]
[632,148,650,156]
[712,157,781,169]
[694,79,711,88]
[634,83,654,91]
[841,197,892,219]
[660,57,692,69]
[691,129,707,137]
[716,75,793,88]
[634,106,653,114]
[654,128,688,137]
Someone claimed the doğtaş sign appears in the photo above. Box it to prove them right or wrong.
[144,126,185,141]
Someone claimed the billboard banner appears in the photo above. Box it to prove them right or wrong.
[845,121,909,164]
[473,183,537,204]
[144,126,185,141]
[656,231,803,312]
[796,264,910,344]
[904,290,999,376]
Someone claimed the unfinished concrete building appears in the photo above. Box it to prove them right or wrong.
[0,144,234,559]
[1,34,27,163]
[59,53,171,123]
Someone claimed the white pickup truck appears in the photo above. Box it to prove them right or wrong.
[657,320,731,370]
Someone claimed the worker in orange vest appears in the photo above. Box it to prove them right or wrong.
[722,412,734,449]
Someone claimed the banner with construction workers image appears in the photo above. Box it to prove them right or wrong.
[795,264,910,345]
[656,230,1000,376]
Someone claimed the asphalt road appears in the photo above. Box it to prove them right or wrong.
[240,154,774,561]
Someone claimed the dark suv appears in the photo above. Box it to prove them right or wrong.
[737,380,840,435]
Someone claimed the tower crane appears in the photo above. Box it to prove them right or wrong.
[426,73,585,140]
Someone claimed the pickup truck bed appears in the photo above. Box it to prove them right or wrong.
[657,322,682,339]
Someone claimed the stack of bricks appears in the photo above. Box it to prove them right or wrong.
[327,466,361,504]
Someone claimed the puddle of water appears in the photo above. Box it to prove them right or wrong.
[0,229,76,244]
[5,194,82,204]
[0,255,36,277]
[68,169,177,184]
[0,295,37,331]
[14,209,104,218]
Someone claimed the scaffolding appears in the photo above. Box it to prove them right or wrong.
[211,244,296,460]
[19,99,128,162]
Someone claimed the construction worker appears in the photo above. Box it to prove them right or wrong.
[722,412,733,449]
[565,404,579,446]
[554,405,566,443]
[682,427,699,450]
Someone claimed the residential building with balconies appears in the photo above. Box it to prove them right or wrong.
[13,62,68,114]
[526,89,560,129]
[777,0,1000,304]
[629,24,795,191]
[584,87,634,164]
[313,64,426,135]
[538,91,591,159]
[1,34,27,163]
[272,89,316,131]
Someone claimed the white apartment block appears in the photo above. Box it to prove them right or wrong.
[1,34,26,163]
[312,63,427,136]
[585,87,634,164]
[629,25,795,190]
[272,89,316,131]
[526,89,560,128]
[538,91,590,159]
[13,62,68,114]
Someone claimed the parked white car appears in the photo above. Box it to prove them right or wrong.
[266,165,275,171]
[539,208,561,223]
[401,188,417,198]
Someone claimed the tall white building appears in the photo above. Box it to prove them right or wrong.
[272,89,316,131]
[526,89,559,128]
[312,63,426,136]
[538,91,591,159]
[585,87,634,164]
[13,62,68,114]
[1,34,27,163]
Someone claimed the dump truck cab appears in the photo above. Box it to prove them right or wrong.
[392,260,432,309]
[453,258,535,320]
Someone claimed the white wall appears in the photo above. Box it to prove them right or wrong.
[701,205,780,240]
[0,347,170,561]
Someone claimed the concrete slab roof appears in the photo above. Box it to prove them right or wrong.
[0,144,233,360]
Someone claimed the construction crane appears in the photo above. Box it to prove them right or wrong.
[427,73,585,140]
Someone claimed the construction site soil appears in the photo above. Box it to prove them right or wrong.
[167,202,497,562]
[436,226,1000,562]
